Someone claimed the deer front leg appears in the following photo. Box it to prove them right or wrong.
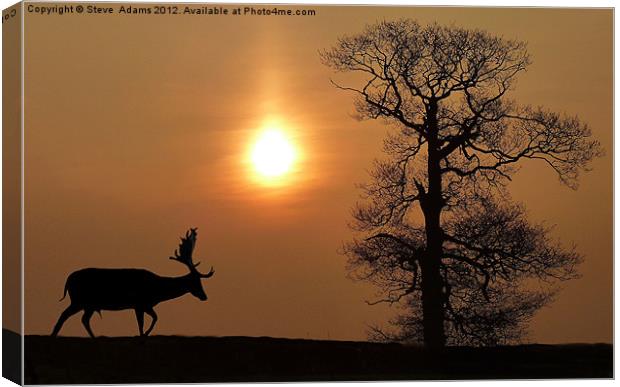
[143,308,158,336]
[135,309,145,336]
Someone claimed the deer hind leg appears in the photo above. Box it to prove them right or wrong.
[81,310,96,338]
[51,304,81,337]
[143,308,158,336]
[134,309,145,336]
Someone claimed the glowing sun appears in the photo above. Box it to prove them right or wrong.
[250,129,297,179]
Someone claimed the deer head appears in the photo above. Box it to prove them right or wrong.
[169,228,215,301]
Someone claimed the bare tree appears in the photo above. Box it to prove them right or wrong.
[321,20,601,348]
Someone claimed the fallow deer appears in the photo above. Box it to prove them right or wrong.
[51,228,214,337]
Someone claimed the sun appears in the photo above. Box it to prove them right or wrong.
[250,128,297,179]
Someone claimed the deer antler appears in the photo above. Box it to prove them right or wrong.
[169,228,199,269]
[169,228,215,278]
[200,266,215,278]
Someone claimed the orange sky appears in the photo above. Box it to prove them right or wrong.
[22,5,612,343]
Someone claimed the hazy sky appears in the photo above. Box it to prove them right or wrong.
[22,6,612,343]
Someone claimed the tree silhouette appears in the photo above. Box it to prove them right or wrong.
[321,20,601,348]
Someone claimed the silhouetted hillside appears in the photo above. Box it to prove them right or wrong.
[25,335,612,384]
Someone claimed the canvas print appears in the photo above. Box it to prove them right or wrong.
[2,2,613,384]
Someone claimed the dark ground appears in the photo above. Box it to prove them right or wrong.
[24,335,612,384]
[3,330,21,385]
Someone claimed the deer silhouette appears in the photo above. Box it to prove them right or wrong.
[51,228,214,338]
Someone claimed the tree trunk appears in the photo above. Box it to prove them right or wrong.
[420,101,446,349]
[421,207,446,349]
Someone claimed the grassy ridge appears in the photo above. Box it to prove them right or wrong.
[25,335,612,384]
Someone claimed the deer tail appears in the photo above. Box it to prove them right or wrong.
[59,280,69,301]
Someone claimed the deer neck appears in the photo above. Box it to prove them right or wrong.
[155,274,194,303]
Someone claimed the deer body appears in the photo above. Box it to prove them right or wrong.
[51,229,214,338]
